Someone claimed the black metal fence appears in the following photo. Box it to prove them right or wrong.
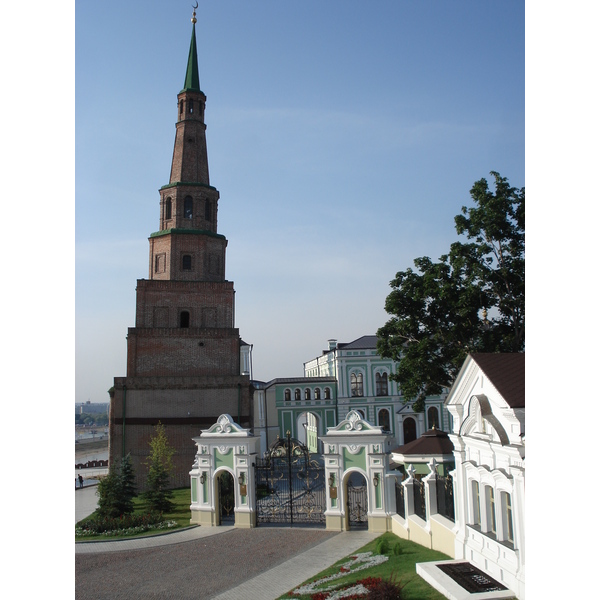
[413,477,426,520]
[435,473,455,521]
[395,479,405,519]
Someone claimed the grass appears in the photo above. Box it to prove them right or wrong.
[75,487,192,541]
[277,532,451,600]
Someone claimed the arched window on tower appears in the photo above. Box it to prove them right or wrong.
[182,255,192,271]
[189,99,194,114]
[165,198,172,220]
[205,199,212,221]
[180,311,190,328]
[184,196,193,219]
[179,100,183,116]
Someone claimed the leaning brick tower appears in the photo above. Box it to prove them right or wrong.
[109,9,252,490]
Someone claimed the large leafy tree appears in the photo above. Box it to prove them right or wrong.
[377,172,524,411]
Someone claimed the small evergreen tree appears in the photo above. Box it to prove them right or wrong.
[143,422,175,513]
[96,453,136,518]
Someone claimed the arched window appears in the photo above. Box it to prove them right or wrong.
[182,255,192,271]
[305,388,311,400]
[179,100,183,116]
[351,372,363,397]
[314,388,321,400]
[284,389,291,402]
[180,311,190,328]
[294,389,301,401]
[165,197,172,220]
[189,99,194,114]
[184,196,193,219]
[427,407,439,429]
[205,199,211,221]
[376,372,388,396]
[324,387,331,400]
[378,409,391,432]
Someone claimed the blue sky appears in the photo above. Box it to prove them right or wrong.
[74,0,525,402]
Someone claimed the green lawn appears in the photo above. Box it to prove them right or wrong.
[277,532,451,600]
[75,487,192,541]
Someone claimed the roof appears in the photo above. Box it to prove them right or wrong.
[470,353,525,408]
[182,23,201,92]
[391,427,455,457]
[338,335,378,350]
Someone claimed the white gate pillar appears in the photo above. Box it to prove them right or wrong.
[321,410,393,532]
[189,414,259,528]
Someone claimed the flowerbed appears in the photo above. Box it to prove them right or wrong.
[75,512,177,538]
[290,552,389,599]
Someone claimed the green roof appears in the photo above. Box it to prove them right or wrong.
[182,23,201,92]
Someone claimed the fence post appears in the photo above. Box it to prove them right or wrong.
[423,458,438,529]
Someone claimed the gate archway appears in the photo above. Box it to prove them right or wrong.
[254,431,326,526]
[346,471,368,529]
[217,470,235,524]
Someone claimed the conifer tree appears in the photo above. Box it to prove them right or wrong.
[143,422,175,513]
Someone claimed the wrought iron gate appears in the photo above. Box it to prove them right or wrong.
[218,471,235,524]
[347,478,368,528]
[254,432,326,526]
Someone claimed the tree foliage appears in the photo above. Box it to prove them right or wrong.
[96,453,136,518]
[377,172,524,410]
[143,422,175,513]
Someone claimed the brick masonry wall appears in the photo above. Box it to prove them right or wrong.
[109,376,252,490]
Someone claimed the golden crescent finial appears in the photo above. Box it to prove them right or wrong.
[192,2,198,24]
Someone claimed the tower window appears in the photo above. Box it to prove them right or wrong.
[165,198,172,220]
[205,199,212,221]
[184,196,193,219]
[179,100,183,115]
[182,255,192,271]
[180,311,190,328]
[189,99,194,114]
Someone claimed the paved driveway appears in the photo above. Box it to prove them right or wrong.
[76,527,336,600]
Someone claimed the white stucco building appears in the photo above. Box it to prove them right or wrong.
[445,353,525,598]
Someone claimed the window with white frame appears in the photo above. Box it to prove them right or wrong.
[284,389,291,402]
[314,388,321,400]
[324,387,331,400]
[294,388,301,401]
[501,491,514,545]
[376,372,388,396]
[351,372,363,397]
[427,406,439,429]
[378,408,391,431]
[471,480,481,526]
[485,485,497,536]
[305,388,311,401]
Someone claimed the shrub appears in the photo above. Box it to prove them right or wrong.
[375,538,391,555]
[392,542,403,556]
[77,512,165,535]
[366,571,405,599]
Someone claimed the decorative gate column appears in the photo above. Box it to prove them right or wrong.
[190,414,259,528]
[321,410,394,532]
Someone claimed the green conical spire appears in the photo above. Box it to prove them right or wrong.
[182,19,201,93]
